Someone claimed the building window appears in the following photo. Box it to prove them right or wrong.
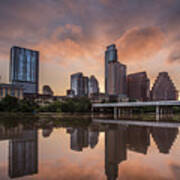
[11,89,15,97]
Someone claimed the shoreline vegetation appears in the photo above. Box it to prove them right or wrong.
[0,95,180,115]
[0,95,91,113]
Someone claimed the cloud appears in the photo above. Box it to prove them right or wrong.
[167,47,180,63]
[0,0,180,93]
[116,27,165,62]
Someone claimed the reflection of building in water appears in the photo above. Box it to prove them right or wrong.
[68,128,88,151]
[127,126,150,154]
[67,128,99,151]
[42,128,53,138]
[9,130,38,178]
[105,125,127,180]
[151,127,179,154]
[88,130,99,149]
[0,125,23,141]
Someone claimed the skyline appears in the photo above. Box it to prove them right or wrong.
[0,0,180,96]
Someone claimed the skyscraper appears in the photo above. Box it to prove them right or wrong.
[71,72,84,96]
[151,72,178,101]
[127,72,150,101]
[83,76,89,96]
[105,44,127,96]
[70,73,99,97]
[105,44,118,94]
[10,46,39,94]
[88,75,99,96]
[107,61,126,95]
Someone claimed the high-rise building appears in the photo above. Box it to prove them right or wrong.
[83,76,89,96]
[127,72,150,101]
[105,44,127,96]
[107,61,127,95]
[10,46,39,94]
[88,75,99,96]
[151,72,178,101]
[71,72,84,96]
[70,73,99,97]
[105,44,118,94]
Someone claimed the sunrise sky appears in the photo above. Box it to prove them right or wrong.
[0,0,180,95]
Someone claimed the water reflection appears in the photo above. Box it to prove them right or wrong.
[67,128,99,151]
[0,117,179,179]
[9,130,38,178]
[103,124,179,179]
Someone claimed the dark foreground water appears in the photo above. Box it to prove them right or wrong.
[0,115,180,180]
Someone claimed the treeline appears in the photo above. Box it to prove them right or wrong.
[0,96,91,113]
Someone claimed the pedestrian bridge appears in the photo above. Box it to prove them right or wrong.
[92,101,180,108]
[92,101,180,120]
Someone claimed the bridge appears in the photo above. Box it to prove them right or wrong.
[92,101,180,120]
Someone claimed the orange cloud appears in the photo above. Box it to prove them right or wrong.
[116,27,165,62]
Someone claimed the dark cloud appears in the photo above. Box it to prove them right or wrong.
[0,0,180,93]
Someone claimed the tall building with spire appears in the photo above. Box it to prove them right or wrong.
[105,44,127,96]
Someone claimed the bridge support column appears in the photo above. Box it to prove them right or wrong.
[118,108,121,117]
[114,107,118,119]
[156,106,160,121]
[91,107,94,118]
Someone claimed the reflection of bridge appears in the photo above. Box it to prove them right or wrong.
[102,123,179,180]
[92,101,180,120]
[93,119,180,128]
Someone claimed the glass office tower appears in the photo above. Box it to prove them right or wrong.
[10,46,39,94]
[105,44,118,94]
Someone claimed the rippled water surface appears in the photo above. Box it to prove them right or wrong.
[0,115,180,180]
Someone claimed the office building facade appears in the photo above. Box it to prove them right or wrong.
[107,61,127,95]
[83,76,89,96]
[151,72,178,101]
[71,73,84,96]
[127,72,150,101]
[88,75,99,96]
[10,46,39,94]
[105,44,127,96]
[70,73,99,97]
[105,44,118,94]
